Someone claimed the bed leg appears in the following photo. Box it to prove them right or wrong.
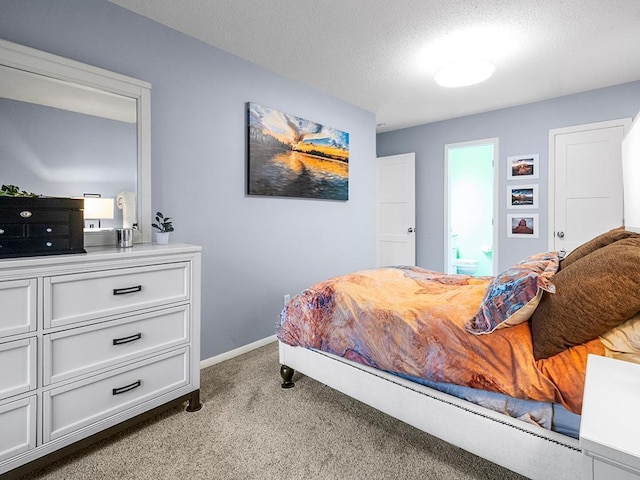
[280,364,295,389]
[186,389,202,412]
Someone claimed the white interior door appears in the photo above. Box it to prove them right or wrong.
[376,153,416,267]
[550,119,630,253]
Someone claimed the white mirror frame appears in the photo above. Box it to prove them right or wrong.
[0,38,152,245]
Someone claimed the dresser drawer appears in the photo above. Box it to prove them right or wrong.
[0,396,37,463]
[0,224,25,238]
[0,279,37,337]
[28,224,70,237]
[44,262,190,328]
[0,338,37,401]
[44,305,190,385]
[43,347,189,442]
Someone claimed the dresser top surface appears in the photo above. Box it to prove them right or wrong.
[0,243,201,271]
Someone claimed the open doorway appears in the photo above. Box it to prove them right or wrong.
[445,139,498,276]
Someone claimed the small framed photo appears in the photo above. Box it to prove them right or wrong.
[508,214,539,238]
[507,184,538,209]
[507,154,539,180]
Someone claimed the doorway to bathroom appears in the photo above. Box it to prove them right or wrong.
[445,138,498,276]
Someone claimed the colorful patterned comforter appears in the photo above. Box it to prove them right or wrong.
[277,266,605,415]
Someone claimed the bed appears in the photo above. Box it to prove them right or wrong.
[277,226,640,480]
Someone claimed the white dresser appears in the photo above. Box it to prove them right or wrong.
[0,243,201,477]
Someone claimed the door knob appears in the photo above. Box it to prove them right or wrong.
[407,227,414,233]
[557,231,565,239]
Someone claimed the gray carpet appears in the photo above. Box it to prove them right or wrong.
[18,342,526,479]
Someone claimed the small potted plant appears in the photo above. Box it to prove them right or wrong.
[152,211,174,244]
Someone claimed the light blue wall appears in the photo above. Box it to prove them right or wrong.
[377,81,640,272]
[0,0,377,359]
[0,97,137,230]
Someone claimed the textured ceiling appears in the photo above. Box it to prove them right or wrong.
[109,0,640,132]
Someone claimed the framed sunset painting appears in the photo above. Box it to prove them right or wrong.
[247,102,349,200]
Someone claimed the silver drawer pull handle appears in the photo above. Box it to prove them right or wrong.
[113,285,142,295]
[112,380,141,396]
[112,333,142,345]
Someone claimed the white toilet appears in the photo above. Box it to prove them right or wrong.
[455,259,478,275]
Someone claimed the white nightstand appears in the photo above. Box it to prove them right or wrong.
[581,354,640,480]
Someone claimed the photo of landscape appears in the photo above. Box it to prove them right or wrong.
[511,158,535,177]
[507,154,539,180]
[248,102,349,200]
[510,187,534,206]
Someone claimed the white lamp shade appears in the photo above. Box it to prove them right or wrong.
[83,197,114,219]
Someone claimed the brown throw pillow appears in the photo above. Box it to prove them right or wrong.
[531,238,640,360]
[560,226,639,269]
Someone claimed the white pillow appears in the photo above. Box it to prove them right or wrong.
[600,312,640,364]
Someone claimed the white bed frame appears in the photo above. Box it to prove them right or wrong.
[279,341,582,480]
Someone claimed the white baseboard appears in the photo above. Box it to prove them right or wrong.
[200,334,277,369]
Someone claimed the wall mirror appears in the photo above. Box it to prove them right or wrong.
[0,39,151,246]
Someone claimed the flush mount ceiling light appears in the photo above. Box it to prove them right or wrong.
[434,59,496,88]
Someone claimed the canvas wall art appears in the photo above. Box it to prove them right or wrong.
[247,102,349,200]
